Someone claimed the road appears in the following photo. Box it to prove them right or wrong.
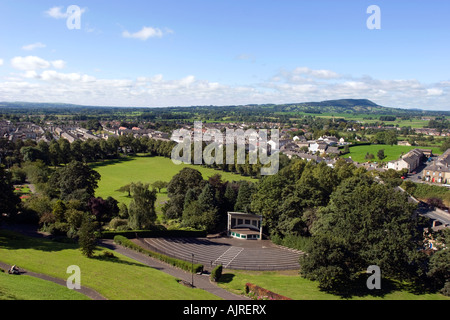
[397,186,450,229]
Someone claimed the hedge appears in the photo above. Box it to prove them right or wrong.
[245,283,292,300]
[113,235,204,274]
[210,264,223,282]
[102,229,207,239]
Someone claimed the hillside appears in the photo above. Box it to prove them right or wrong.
[1,99,449,117]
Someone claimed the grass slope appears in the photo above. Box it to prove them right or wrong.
[0,230,219,300]
[218,270,450,300]
[0,271,89,300]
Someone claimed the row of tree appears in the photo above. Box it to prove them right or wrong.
[162,167,254,233]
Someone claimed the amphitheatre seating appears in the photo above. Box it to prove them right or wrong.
[137,237,302,271]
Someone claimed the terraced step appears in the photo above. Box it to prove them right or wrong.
[213,247,244,268]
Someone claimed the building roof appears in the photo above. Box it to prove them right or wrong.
[228,212,262,219]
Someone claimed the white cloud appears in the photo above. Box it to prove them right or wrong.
[122,26,173,40]
[45,6,86,19]
[45,6,68,19]
[51,60,66,69]
[1,64,449,110]
[11,56,51,71]
[40,70,95,82]
[10,56,66,71]
[292,67,341,79]
[22,42,46,51]
[0,59,3,66]
[426,88,443,96]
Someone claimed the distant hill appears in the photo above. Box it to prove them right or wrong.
[1,99,449,117]
[299,99,380,108]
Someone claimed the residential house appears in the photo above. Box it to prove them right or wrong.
[423,149,450,184]
[386,149,424,173]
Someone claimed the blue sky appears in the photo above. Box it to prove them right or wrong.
[0,0,449,110]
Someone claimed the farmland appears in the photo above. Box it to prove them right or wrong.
[340,144,442,163]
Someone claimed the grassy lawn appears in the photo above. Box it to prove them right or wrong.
[92,156,256,208]
[0,271,89,300]
[217,270,450,300]
[341,144,442,163]
[0,230,220,300]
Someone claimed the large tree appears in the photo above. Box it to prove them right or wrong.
[164,168,205,219]
[50,160,101,200]
[0,165,20,222]
[78,213,98,258]
[300,175,427,292]
[128,182,157,230]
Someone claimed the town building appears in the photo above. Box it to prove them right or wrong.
[423,149,450,184]
[227,212,263,240]
[386,149,425,173]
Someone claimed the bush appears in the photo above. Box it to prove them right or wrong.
[210,264,223,282]
[270,234,310,252]
[113,235,203,273]
[109,218,129,230]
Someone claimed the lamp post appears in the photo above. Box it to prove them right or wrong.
[191,253,194,287]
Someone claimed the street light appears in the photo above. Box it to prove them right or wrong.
[191,253,194,287]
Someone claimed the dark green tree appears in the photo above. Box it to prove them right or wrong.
[128,182,157,229]
[234,181,254,213]
[78,213,97,258]
[49,160,101,200]
[377,149,386,161]
[0,165,20,222]
[300,176,426,293]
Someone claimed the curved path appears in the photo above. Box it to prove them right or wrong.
[0,261,107,300]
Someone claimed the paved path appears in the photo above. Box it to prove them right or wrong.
[99,239,249,300]
[0,261,107,300]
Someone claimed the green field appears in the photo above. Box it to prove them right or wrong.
[285,112,430,129]
[92,156,256,208]
[341,144,441,163]
[218,270,450,300]
[0,230,219,300]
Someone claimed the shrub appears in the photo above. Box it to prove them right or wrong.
[210,264,223,282]
[109,218,129,230]
[113,235,203,273]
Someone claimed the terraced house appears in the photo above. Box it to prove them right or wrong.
[424,149,450,184]
[387,149,425,173]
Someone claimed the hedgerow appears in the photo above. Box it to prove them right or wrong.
[113,235,203,273]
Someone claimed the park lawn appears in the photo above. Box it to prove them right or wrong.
[0,271,89,300]
[0,230,220,300]
[92,156,256,208]
[341,144,442,163]
[218,270,450,301]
